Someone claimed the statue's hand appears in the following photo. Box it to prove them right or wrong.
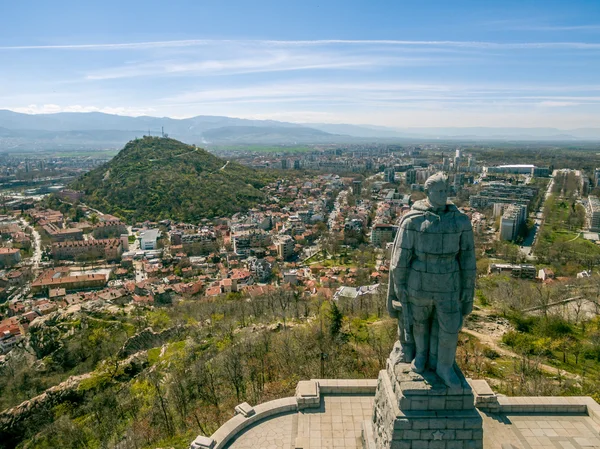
[387,286,408,318]
[460,289,474,316]
[387,294,399,318]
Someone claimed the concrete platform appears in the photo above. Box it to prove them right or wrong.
[189,379,600,449]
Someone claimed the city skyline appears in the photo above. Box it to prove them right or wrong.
[2,0,600,127]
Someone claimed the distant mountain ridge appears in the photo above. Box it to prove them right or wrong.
[1,110,600,150]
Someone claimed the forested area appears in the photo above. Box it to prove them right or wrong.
[70,137,274,223]
[0,289,395,449]
[4,272,600,448]
[471,275,600,400]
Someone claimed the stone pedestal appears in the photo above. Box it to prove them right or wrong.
[363,360,483,449]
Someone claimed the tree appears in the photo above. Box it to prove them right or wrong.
[223,346,246,402]
[328,301,344,339]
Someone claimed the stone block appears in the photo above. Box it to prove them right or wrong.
[469,379,494,396]
[446,442,464,449]
[442,430,456,440]
[446,419,464,429]
[392,442,411,449]
[428,396,447,410]
[465,441,483,449]
[296,380,320,409]
[455,429,472,439]
[189,435,215,449]
[394,418,412,430]
[412,420,429,430]
[446,399,464,410]
[412,399,429,410]
[463,396,474,408]
[463,418,482,429]
[429,418,447,429]
[472,429,483,439]
[404,429,421,439]
[373,362,483,449]
[234,402,255,417]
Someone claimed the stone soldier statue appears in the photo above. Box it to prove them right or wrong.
[387,172,476,388]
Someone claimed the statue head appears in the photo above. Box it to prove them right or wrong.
[424,172,449,208]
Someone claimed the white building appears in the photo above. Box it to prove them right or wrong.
[139,229,161,250]
[588,196,600,232]
[500,204,527,242]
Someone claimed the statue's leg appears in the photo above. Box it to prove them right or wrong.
[428,318,439,371]
[436,330,461,388]
[435,300,463,388]
[409,302,431,374]
[389,308,415,365]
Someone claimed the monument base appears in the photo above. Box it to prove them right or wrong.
[363,360,483,449]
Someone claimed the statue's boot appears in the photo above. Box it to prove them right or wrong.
[436,331,461,389]
[410,322,428,374]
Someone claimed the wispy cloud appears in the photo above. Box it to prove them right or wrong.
[11,104,156,115]
[517,25,600,31]
[161,81,600,109]
[85,50,460,80]
[3,39,600,51]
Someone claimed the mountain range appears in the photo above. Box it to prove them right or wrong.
[1,109,600,150]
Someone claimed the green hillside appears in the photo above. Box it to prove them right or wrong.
[70,137,272,222]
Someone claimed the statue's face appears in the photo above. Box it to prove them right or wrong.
[426,182,448,208]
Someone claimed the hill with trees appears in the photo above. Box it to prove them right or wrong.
[70,137,272,222]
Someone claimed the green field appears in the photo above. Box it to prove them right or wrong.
[208,144,315,153]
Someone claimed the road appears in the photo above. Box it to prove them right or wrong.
[519,174,555,259]
[134,260,147,283]
[19,217,42,271]
[327,190,348,230]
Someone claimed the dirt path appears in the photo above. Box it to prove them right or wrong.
[462,327,579,381]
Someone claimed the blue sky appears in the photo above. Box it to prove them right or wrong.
[2,0,600,128]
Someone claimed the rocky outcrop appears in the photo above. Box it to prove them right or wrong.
[0,373,91,447]
[0,352,147,448]
[118,325,185,358]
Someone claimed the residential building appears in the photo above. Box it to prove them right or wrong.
[233,230,271,258]
[275,234,295,261]
[371,224,398,247]
[42,224,84,242]
[470,183,537,209]
[384,168,395,183]
[588,196,600,232]
[92,220,127,239]
[52,238,123,261]
[283,270,298,285]
[487,164,535,174]
[532,167,551,177]
[247,257,273,282]
[31,268,108,294]
[0,248,21,268]
[500,204,527,242]
[488,263,536,279]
